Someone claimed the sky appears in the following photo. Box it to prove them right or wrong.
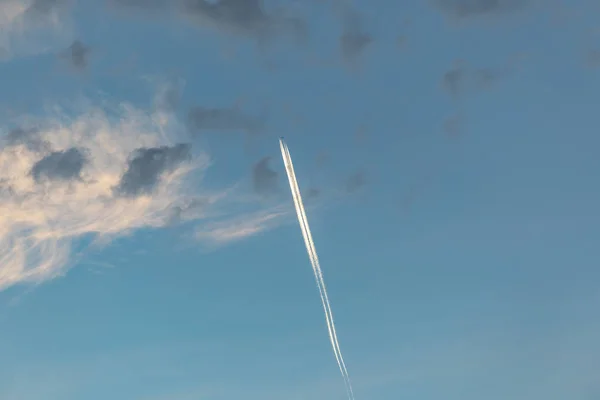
[0,0,599,399]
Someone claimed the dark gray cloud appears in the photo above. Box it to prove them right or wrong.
[165,196,210,225]
[109,0,305,44]
[182,0,269,32]
[61,40,91,70]
[341,31,372,61]
[252,156,278,197]
[181,0,305,41]
[306,187,320,199]
[442,64,467,97]
[338,7,372,62]
[3,127,49,152]
[30,147,88,183]
[187,106,264,135]
[109,0,171,11]
[442,62,505,97]
[115,143,191,197]
[432,0,528,18]
[345,170,366,193]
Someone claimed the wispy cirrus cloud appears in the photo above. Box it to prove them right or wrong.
[0,0,73,60]
[194,207,291,248]
[0,93,288,291]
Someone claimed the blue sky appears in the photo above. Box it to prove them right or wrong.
[1,0,599,399]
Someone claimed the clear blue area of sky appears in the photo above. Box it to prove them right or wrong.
[1,1,599,399]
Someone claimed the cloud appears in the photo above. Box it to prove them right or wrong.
[340,30,372,62]
[109,0,305,43]
[474,67,506,88]
[0,97,287,291]
[194,207,290,248]
[150,77,186,130]
[26,0,66,18]
[59,39,91,70]
[441,61,506,97]
[307,187,320,199]
[252,156,278,197]
[30,147,88,183]
[0,0,72,60]
[345,170,366,193]
[431,0,528,18]
[442,63,467,97]
[339,8,372,62]
[114,144,192,197]
[179,0,305,41]
[3,127,50,152]
[164,195,215,225]
[181,0,271,33]
[109,0,171,12]
[187,105,265,135]
[153,79,183,113]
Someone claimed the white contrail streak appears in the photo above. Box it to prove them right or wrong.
[281,141,353,399]
[279,137,355,400]
[280,140,346,378]
[281,142,352,387]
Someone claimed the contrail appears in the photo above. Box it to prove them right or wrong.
[279,137,355,400]
[280,140,346,379]
[280,139,353,399]
[281,141,351,386]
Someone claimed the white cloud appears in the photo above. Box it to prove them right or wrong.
[0,0,72,60]
[0,97,289,291]
[194,207,291,248]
